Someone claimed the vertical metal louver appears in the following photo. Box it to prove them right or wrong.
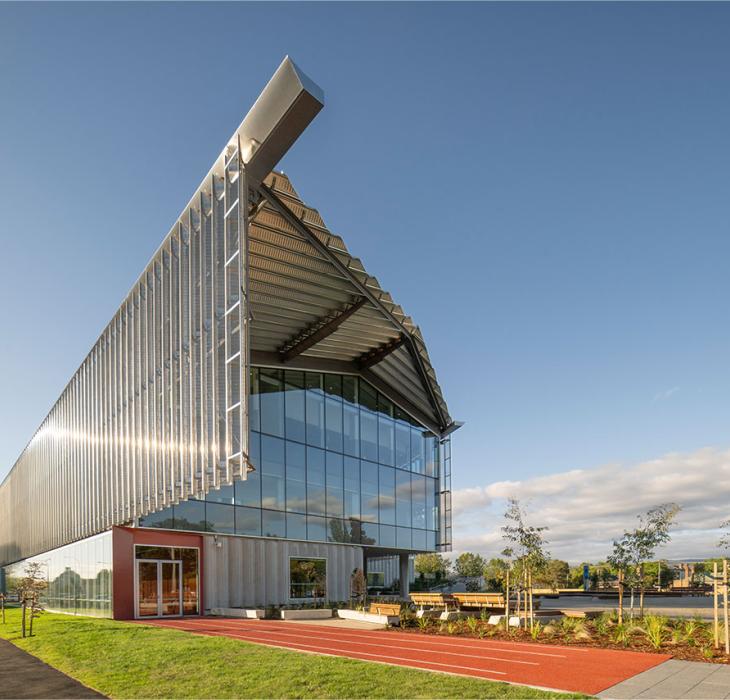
[0,57,325,565]
[0,144,249,565]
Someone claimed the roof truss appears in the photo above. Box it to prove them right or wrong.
[279,297,367,362]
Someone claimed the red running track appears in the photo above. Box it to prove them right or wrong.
[142,617,670,695]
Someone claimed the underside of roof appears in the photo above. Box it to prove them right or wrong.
[249,172,452,434]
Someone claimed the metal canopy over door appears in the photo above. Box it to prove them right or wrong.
[136,559,183,618]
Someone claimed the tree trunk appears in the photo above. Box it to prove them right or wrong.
[630,586,635,619]
[504,569,510,632]
[639,564,645,618]
[640,586,645,618]
[21,600,26,638]
[618,570,624,625]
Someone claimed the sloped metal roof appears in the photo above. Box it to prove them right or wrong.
[249,172,453,434]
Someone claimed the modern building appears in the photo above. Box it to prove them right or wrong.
[0,58,457,620]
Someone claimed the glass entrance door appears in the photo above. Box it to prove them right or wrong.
[136,559,182,618]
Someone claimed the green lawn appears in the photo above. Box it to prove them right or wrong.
[0,609,586,699]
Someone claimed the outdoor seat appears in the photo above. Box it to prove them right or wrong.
[409,592,458,610]
[451,592,506,609]
[368,602,401,617]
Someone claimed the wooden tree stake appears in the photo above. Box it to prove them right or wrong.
[722,559,730,654]
[714,562,719,649]
[505,569,510,631]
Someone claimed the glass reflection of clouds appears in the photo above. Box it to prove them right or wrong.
[139,369,444,551]
[3,532,112,617]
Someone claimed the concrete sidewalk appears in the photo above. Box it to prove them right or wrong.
[600,660,730,699]
[0,638,104,699]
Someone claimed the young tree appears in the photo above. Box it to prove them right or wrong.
[633,504,680,615]
[414,553,450,583]
[350,568,367,609]
[608,503,680,620]
[607,536,633,624]
[15,562,47,638]
[501,499,549,630]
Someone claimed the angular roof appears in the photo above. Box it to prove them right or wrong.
[249,172,453,434]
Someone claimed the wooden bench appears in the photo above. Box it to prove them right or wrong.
[369,602,401,617]
[452,593,506,609]
[410,592,458,611]
[561,609,601,619]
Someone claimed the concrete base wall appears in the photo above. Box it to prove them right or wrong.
[202,535,363,610]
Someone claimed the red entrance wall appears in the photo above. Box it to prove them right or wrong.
[112,526,204,620]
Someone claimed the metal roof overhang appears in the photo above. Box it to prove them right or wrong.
[248,173,454,436]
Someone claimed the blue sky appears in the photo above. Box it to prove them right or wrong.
[2,3,730,558]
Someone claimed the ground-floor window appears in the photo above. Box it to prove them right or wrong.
[289,557,326,601]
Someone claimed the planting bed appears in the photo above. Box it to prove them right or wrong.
[394,611,730,664]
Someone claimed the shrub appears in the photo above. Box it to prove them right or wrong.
[416,616,432,631]
[613,623,631,646]
[595,612,614,636]
[702,645,715,660]
[530,621,543,640]
[560,616,578,633]
[642,615,668,650]
[400,609,417,628]
[466,617,479,634]
[542,624,557,636]
[446,622,458,635]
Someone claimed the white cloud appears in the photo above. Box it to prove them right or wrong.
[653,386,680,402]
[451,447,730,564]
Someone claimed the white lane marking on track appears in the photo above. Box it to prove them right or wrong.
[162,626,509,678]
[185,618,568,659]
[187,622,540,666]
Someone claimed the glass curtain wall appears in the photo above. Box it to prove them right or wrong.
[1,532,112,617]
[140,369,441,551]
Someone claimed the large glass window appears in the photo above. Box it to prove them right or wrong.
[261,435,285,511]
[326,452,344,518]
[305,373,324,447]
[395,470,412,527]
[306,446,326,516]
[411,474,427,529]
[207,502,235,534]
[262,510,286,538]
[174,500,206,531]
[360,461,379,523]
[289,557,326,600]
[378,465,395,525]
[138,370,445,553]
[259,368,284,437]
[236,506,261,536]
[3,532,113,618]
[286,441,307,514]
[284,370,306,443]
[343,456,360,520]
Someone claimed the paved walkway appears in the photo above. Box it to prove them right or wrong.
[0,638,104,699]
[142,616,669,695]
[599,660,730,699]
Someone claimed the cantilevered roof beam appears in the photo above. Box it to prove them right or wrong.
[257,182,449,429]
[279,297,367,362]
[357,334,407,370]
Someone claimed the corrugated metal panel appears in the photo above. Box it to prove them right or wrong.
[250,172,452,430]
